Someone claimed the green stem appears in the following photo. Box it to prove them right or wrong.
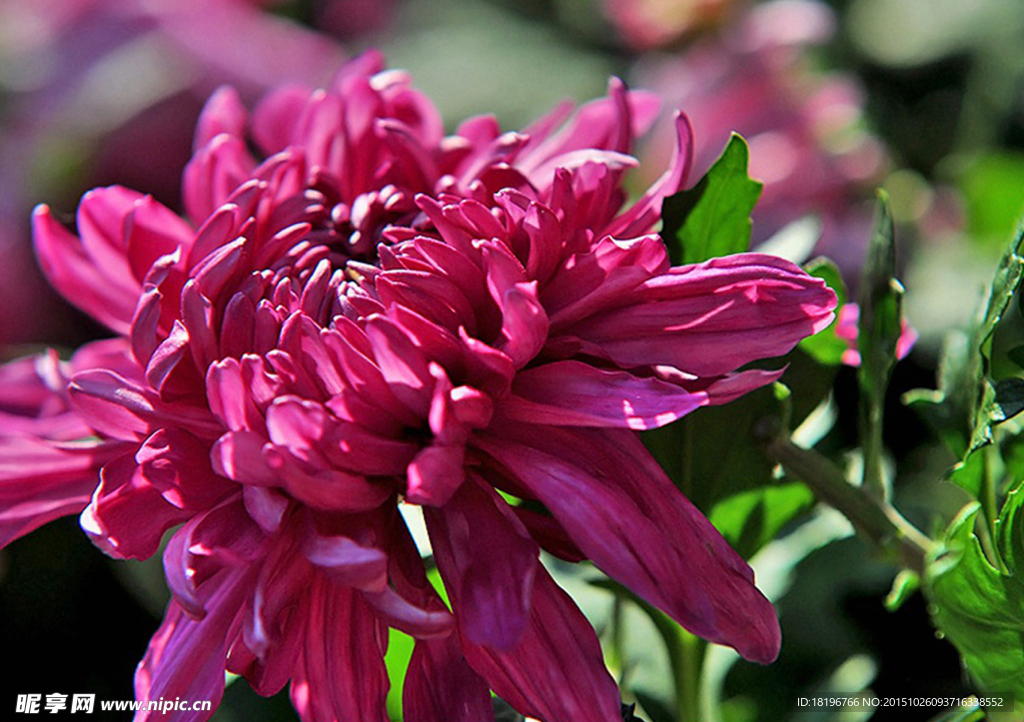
[860,387,888,501]
[756,423,933,575]
[611,595,627,686]
[977,445,1009,573]
[676,629,704,722]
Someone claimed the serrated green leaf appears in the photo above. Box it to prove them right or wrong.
[798,257,849,366]
[925,483,1024,698]
[967,216,1024,453]
[661,134,762,266]
[906,215,1024,501]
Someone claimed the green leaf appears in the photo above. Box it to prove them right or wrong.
[967,215,1024,453]
[661,134,762,266]
[643,351,833,560]
[707,482,815,560]
[798,257,849,366]
[906,215,1024,499]
[857,191,903,386]
[925,482,1024,699]
[857,192,904,497]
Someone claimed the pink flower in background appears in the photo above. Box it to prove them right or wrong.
[604,0,735,51]
[834,303,918,366]
[0,0,399,347]
[630,0,888,275]
[3,53,836,721]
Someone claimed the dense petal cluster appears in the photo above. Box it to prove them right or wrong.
[2,52,836,722]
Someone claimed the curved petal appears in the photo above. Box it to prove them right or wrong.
[134,567,252,722]
[460,565,621,722]
[290,576,390,722]
[403,635,493,722]
[194,85,249,152]
[32,204,137,334]
[81,453,193,560]
[504,360,707,429]
[425,480,538,650]
[0,437,129,549]
[563,253,837,377]
[477,425,781,664]
[604,111,694,238]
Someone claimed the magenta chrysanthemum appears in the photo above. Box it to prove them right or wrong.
[2,52,837,722]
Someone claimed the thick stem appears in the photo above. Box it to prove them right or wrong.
[756,424,933,575]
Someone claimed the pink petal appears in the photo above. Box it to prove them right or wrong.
[69,369,223,441]
[245,529,314,660]
[360,585,456,639]
[124,195,194,282]
[504,360,707,429]
[193,85,249,152]
[0,437,129,549]
[496,283,549,369]
[564,253,837,377]
[605,111,694,238]
[426,480,539,651]
[478,425,781,664]
[403,635,493,722]
[135,569,251,722]
[81,453,194,560]
[460,565,621,722]
[303,526,389,592]
[364,316,433,417]
[182,135,256,225]
[406,444,466,507]
[75,186,141,282]
[290,577,390,722]
[543,234,668,328]
[32,204,138,334]
[252,84,313,155]
[162,499,260,618]
[134,428,235,510]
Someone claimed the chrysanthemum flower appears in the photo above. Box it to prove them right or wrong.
[2,52,837,722]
